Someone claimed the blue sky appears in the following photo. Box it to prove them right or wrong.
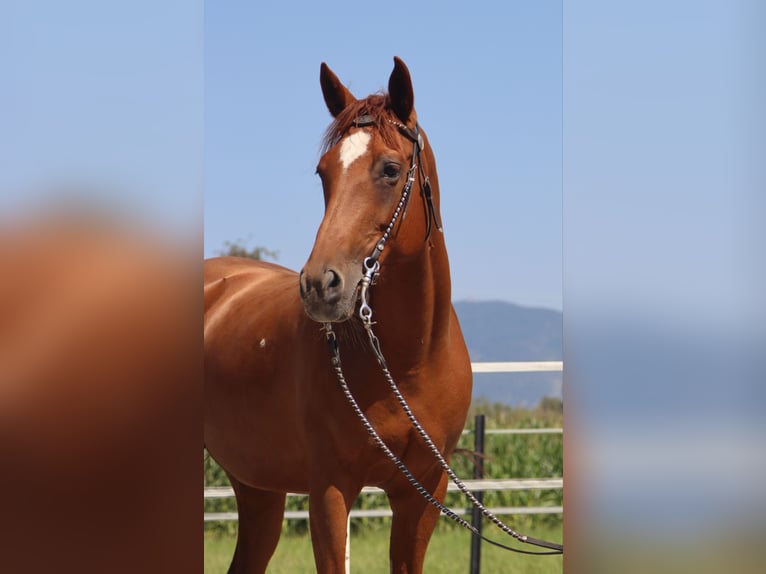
[204,1,563,310]
[1,2,203,233]
[2,2,759,324]
[3,1,757,320]
[565,0,764,332]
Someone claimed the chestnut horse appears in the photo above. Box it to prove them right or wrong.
[204,57,472,573]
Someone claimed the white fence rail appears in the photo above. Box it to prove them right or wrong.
[206,506,564,522]
[470,361,562,373]
[204,361,563,522]
[204,478,563,522]
[205,478,562,500]
[464,428,562,435]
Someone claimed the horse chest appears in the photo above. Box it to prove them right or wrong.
[302,379,445,476]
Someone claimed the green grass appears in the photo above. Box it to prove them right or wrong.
[205,522,562,573]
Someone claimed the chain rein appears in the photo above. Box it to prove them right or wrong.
[324,119,563,556]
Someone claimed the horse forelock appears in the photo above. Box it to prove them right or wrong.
[320,94,408,154]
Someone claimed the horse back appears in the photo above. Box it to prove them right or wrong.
[204,256,307,393]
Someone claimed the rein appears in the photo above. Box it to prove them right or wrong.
[322,118,564,556]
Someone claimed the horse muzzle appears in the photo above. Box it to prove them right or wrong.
[299,265,358,323]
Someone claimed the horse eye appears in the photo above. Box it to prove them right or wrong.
[383,163,401,179]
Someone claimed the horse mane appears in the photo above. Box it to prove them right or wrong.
[321,94,404,153]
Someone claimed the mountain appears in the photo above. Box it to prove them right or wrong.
[452,301,562,407]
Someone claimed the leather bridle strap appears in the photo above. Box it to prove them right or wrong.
[352,115,442,241]
[389,120,443,239]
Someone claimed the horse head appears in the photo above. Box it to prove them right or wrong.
[300,57,441,323]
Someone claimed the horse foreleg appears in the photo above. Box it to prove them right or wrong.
[227,477,286,574]
[387,467,448,574]
[308,482,357,574]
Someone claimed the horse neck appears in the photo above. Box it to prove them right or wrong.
[369,141,452,370]
[367,233,453,369]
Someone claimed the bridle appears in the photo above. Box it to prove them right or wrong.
[351,114,440,325]
[351,114,441,254]
[323,115,564,556]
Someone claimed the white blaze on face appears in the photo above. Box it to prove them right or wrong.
[339,130,371,172]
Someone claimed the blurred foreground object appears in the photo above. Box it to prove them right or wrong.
[0,211,201,573]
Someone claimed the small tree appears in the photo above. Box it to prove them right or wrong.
[538,396,563,414]
[216,238,278,261]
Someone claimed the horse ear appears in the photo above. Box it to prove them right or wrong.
[388,57,414,124]
[320,62,355,118]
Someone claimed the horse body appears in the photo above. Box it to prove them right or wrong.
[204,58,472,573]
[204,259,470,494]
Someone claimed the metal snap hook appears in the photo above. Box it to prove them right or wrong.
[359,301,373,325]
[363,257,380,274]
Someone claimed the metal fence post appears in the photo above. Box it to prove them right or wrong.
[469,414,485,574]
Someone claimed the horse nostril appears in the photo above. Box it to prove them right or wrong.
[326,269,341,290]
[299,270,308,298]
[300,268,343,300]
